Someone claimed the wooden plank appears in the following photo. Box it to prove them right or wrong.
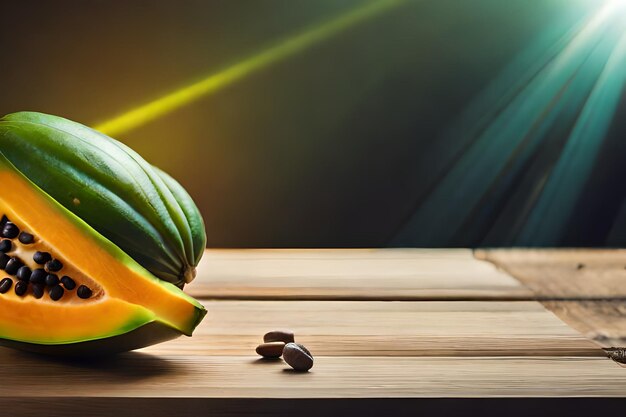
[1,353,624,399]
[476,249,626,298]
[477,249,626,348]
[542,301,626,348]
[477,248,626,265]
[138,300,601,357]
[187,249,531,300]
[0,249,623,416]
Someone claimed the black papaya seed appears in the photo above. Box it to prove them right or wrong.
[0,239,12,252]
[0,253,9,269]
[5,258,22,275]
[18,232,34,244]
[46,259,63,272]
[16,266,31,281]
[2,222,19,239]
[32,283,44,299]
[14,280,28,296]
[60,276,75,290]
[49,285,64,301]
[29,268,46,284]
[45,274,59,287]
[0,277,12,293]
[33,251,52,265]
[77,285,92,299]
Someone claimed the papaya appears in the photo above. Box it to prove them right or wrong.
[0,112,207,355]
[0,111,206,288]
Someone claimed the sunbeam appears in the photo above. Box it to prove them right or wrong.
[95,0,406,137]
[394,0,626,247]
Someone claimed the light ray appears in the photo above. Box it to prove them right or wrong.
[393,0,626,246]
[518,29,626,244]
[95,0,406,137]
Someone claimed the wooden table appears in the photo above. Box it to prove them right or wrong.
[2,249,626,416]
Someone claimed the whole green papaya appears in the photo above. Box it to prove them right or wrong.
[0,111,206,287]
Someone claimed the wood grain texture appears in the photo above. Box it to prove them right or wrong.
[542,301,626,348]
[1,248,623,416]
[476,249,626,298]
[187,249,531,300]
[0,353,624,399]
[135,300,601,356]
[477,249,626,348]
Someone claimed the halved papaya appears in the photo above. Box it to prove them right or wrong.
[0,119,206,356]
[0,112,206,288]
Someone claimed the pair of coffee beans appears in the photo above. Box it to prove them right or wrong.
[255,330,314,372]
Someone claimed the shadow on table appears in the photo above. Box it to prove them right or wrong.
[250,357,283,365]
[0,347,180,380]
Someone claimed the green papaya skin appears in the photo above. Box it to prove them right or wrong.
[153,166,207,268]
[0,111,206,288]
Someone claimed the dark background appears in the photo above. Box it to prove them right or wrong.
[1,0,624,248]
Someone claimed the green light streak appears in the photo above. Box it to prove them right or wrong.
[519,29,626,244]
[394,0,626,246]
[95,0,406,136]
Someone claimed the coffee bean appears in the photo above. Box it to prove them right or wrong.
[0,239,12,252]
[263,330,295,344]
[18,232,34,244]
[0,277,12,294]
[283,343,314,372]
[255,342,286,358]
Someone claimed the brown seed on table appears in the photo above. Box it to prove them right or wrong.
[283,343,314,372]
[255,341,286,358]
[263,330,295,344]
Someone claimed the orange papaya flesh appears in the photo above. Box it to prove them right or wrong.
[0,157,206,355]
